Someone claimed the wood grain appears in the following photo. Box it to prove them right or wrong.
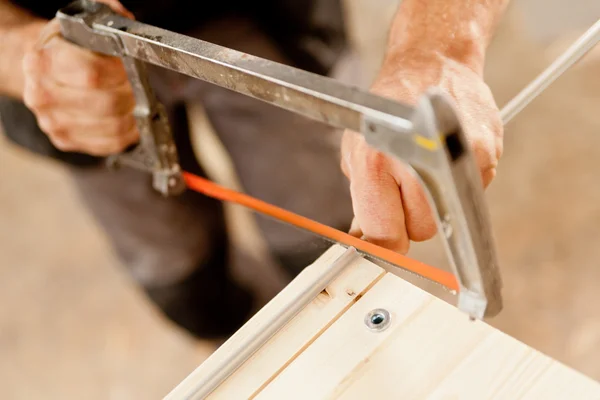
[166,246,385,399]
[255,248,600,399]
[167,245,600,399]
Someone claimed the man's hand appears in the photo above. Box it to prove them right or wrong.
[21,1,138,156]
[341,0,509,254]
[341,51,503,254]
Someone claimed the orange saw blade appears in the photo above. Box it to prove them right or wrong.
[183,172,459,292]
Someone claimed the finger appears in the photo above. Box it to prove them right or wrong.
[50,39,128,89]
[340,129,356,179]
[452,81,504,177]
[37,110,138,142]
[35,19,62,49]
[24,31,128,90]
[51,128,139,156]
[460,112,503,187]
[23,77,135,117]
[348,217,363,238]
[24,19,128,90]
[481,167,497,188]
[69,128,139,156]
[388,159,437,242]
[347,146,410,253]
[25,40,128,90]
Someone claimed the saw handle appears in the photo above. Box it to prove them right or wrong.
[57,0,184,196]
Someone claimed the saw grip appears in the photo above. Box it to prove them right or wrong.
[56,0,502,319]
[56,0,185,196]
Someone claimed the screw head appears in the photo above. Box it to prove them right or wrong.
[365,308,391,332]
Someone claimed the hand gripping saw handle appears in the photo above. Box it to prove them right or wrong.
[56,0,503,319]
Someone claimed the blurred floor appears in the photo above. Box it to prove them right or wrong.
[0,136,214,399]
[1,1,600,398]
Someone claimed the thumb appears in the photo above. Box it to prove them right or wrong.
[388,159,437,242]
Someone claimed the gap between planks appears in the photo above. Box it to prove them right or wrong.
[248,270,386,398]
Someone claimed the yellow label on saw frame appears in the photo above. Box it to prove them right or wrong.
[414,135,439,151]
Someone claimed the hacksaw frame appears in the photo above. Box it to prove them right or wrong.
[51,2,600,397]
[56,0,504,320]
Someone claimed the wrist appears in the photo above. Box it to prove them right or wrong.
[382,0,495,77]
[3,19,46,50]
[370,46,484,104]
[0,19,46,99]
[384,35,486,78]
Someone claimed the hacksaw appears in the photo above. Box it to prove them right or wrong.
[55,0,503,319]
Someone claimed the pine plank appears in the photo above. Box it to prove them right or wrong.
[168,246,600,400]
[166,245,385,399]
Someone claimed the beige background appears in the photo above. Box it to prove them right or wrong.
[1,0,600,398]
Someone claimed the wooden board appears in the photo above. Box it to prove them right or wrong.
[166,245,600,399]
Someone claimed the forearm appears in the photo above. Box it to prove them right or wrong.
[384,0,510,75]
[0,1,45,99]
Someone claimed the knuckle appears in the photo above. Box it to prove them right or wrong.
[471,136,499,172]
[400,241,410,255]
[37,114,61,135]
[471,134,501,187]
[22,52,39,76]
[409,223,437,242]
[80,65,103,88]
[123,131,139,148]
[22,50,46,77]
[105,140,129,154]
[489,118,504,142]
[94,94,112,115]
[494,136,504,162]
[48,134,72,151]
[364,151,392,182]
[364,234,410,255]
[394,239,410,255]
[115,136,134,152]
[85,145,108,157]
[366,150,387,169]
[491,115,504,136]
[107,131,137,154]
[23,82,51,110]
[482,167,497,188]
[103,92,134,115]
[490,118,504,162]
[355,149,388,177]
[115,115,135,136]
[102,95,122,115]
[487,111,504,158]
[22,89,36,110]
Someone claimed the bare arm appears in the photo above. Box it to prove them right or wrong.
[384,0,510,75]
[0,0,138,155]
[0,1,44,98]
[342,0,510,253]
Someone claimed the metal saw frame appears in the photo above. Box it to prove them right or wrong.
[55,0,600,324]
